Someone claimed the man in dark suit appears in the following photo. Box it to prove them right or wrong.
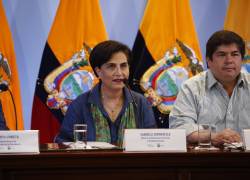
[0,101,8,130]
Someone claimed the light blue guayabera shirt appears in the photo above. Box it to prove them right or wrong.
[169,70,250,136]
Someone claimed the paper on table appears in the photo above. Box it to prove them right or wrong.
[223,142,244,150]
[87,142,117,149]
[62,141,117,149]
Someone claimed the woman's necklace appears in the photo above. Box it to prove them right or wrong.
[101,94,124,122]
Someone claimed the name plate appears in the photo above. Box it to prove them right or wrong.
[123,129,186,152]
[243,129,250,151]
[0,130,39,153]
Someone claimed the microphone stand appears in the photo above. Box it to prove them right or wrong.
[8,89,18,130]
[123,79,137,107]
[123,79,140,127]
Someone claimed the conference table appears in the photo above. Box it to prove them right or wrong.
[0,144,250,180]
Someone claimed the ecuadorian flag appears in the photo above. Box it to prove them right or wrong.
[0,0,24,130]
[130,0,202,127]
[31,0,107,143]
[224,0,250,71]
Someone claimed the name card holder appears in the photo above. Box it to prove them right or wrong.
[243,129,250,151]
[123,129,186,152]
[0,130,39,153]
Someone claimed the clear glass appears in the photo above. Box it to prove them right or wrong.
[73,124,87,148]
[198,124,212,149]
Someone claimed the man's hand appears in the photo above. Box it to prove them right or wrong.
[211,128,241,146]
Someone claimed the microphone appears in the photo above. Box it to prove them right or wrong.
[123,78,137,107]
[0,81,9,92]
[123,78,142,127]
[132,78,140,86]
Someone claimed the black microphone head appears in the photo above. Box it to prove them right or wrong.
[132,78,141,86]
[0,83,8,92]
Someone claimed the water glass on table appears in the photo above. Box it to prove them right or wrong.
[74,124,87,149]
[198,124,212,149]
[194,123,220,151]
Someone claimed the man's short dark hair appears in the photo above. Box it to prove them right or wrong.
[206,30,245,60]
[89,40,132,76]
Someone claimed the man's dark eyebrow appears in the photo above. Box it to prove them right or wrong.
[215,51,226,54]
[231,50,240,54]
[215,50,240,54]
[105,62,115,65]
[105,62,128,65]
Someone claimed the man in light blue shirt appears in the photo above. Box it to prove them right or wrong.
[169,30,248,146]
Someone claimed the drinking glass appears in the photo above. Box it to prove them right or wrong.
[198,124,212,149]
[74,124,87,148]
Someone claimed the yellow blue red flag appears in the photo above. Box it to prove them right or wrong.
[224,0,250,71]
[130,0,203,127]
[0,0,24,130]
[31,0,107,143]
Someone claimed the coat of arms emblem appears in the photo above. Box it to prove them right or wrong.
[140,39,204,114]
[44,44,98,114]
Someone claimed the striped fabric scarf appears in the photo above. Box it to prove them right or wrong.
[91,103,136,146]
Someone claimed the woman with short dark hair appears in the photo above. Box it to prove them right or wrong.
[55,40,156,146]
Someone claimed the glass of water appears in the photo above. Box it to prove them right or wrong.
[74,124,87,148]
[198,124,212,149]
